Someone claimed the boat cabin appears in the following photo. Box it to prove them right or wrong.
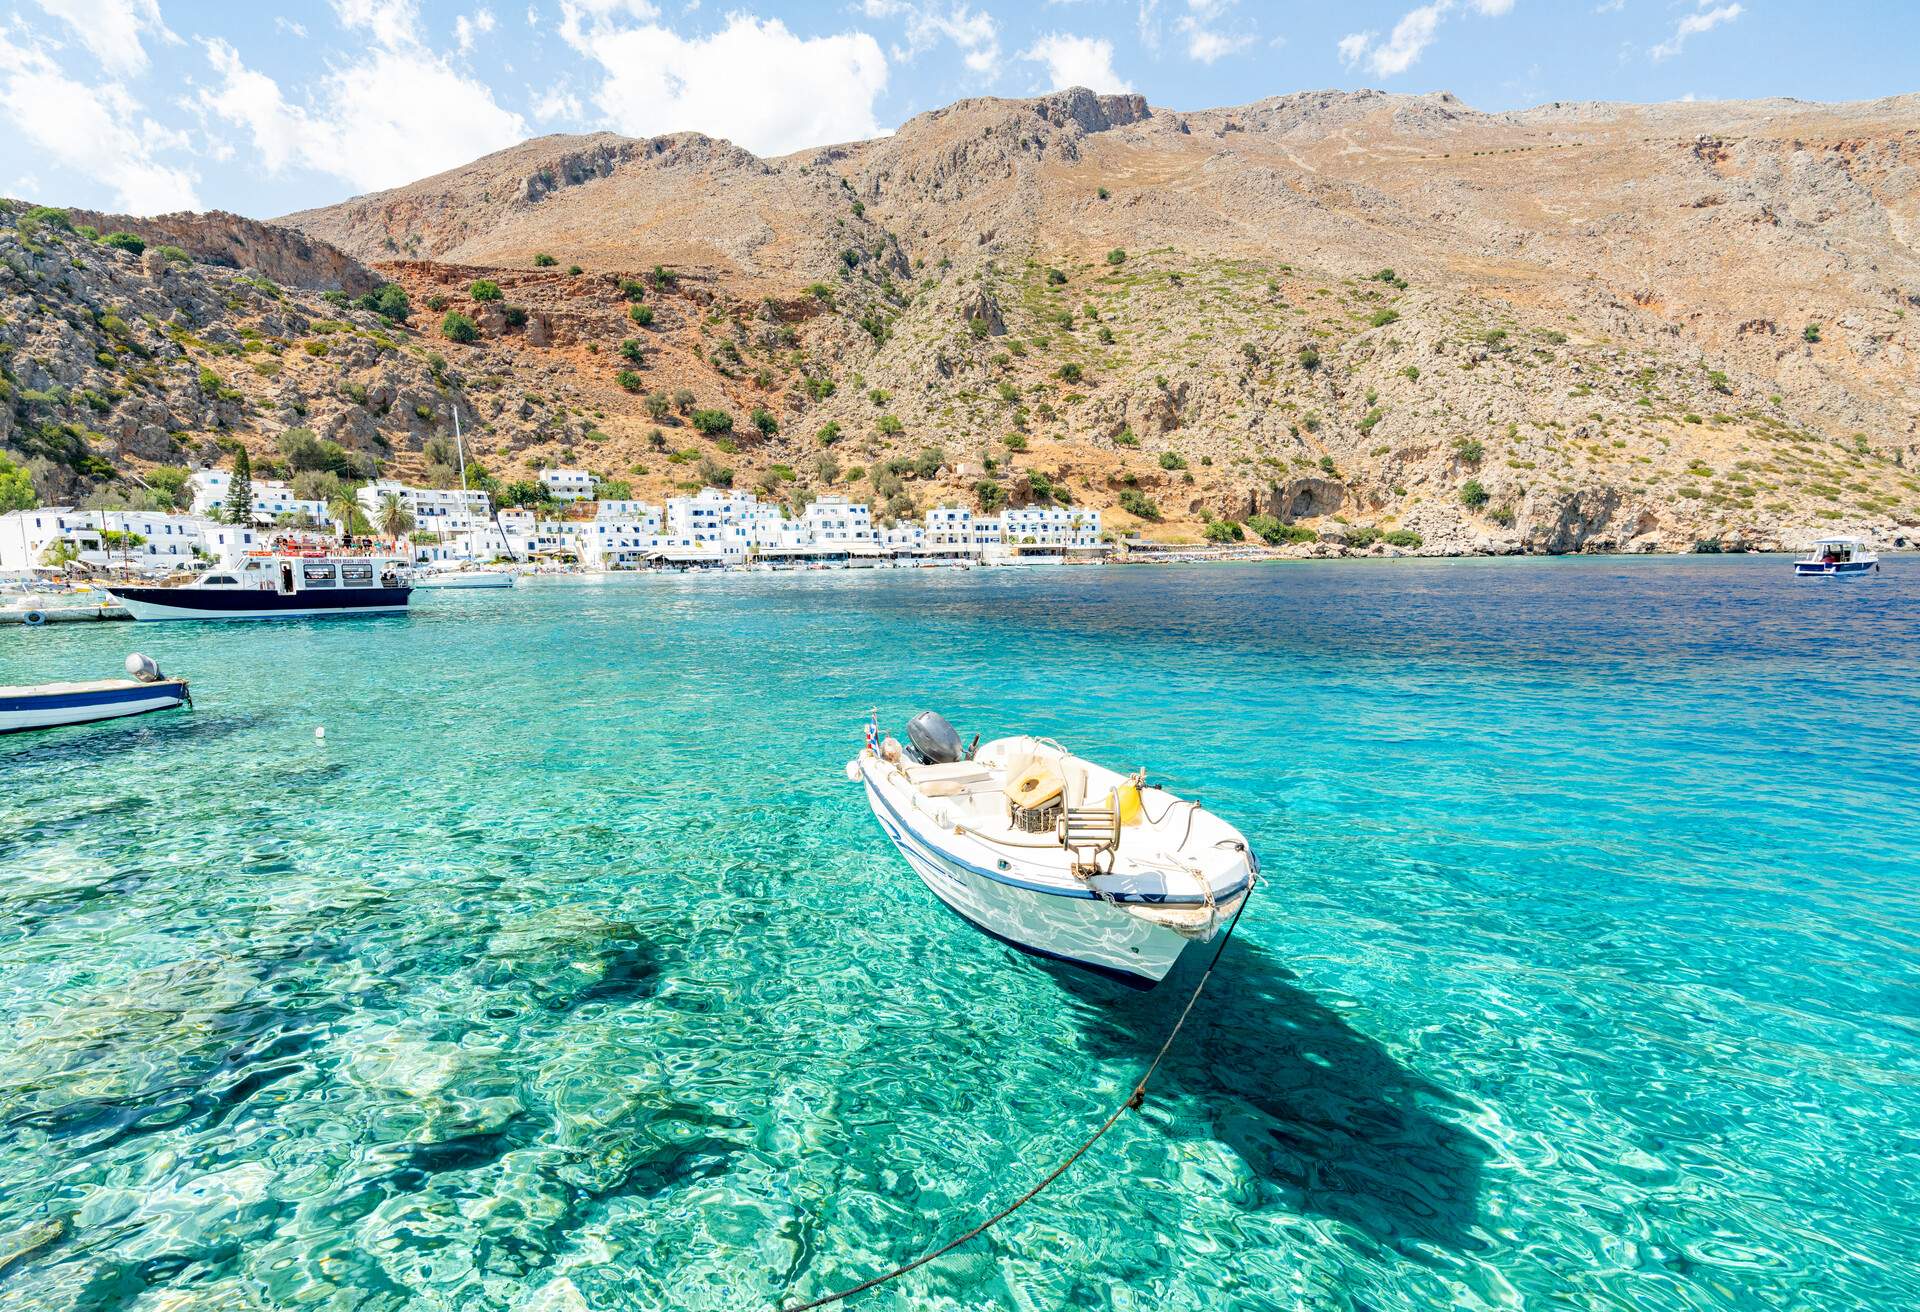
[198,550,405,595]
[1802,537,1865,564]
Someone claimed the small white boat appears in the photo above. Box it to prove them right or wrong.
[1,653,189,734]
[412,563,515,590]
[1794,537,1879,577]
[848,713,1257,988]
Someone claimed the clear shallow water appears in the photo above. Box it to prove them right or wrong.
[1,558,1917,1312]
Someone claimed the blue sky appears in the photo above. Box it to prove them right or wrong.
[0,1,1911,219]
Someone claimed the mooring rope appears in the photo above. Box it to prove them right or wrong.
[777,883,1256,1312]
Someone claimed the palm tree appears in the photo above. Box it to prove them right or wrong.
[329,494,368,542]
[377,493,415,544]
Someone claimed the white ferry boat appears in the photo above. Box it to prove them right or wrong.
[106,547,410,621]
[848,712,1257,988]
[1793,537,1879,578]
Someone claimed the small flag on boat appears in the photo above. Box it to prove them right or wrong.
[865,709,878,753]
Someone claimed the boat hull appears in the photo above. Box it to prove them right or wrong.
[861,770,1192,988]
[0,680,188,733]
[107,586,411,621]
[1794,561,1875,577]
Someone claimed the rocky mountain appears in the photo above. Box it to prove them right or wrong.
[7,87,1919,554]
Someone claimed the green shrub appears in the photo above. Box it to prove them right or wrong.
[468,279,503,302]
[630,304,654,327]
[1159,451,1188,471]
[976,479,1007,511]
[441,312,479,343]
[567,264,583,276]
[1461,478,1490,510]
[155,244,190,264]
[1002,433,1027,452]
[503,305,528,327]
[1204,519,1243,543]
[1297,346,1321,370]
[616,369,643,392]
[533,253,557,267]
[691,408,733,435]
[357,283,410,321]
[1056,362,1083,384]
[817,420,842,446]
[876,414,903,436]
[1368,308,1399,328]
[102,231,146,256]
[1381,528,1422,548]
[1046,268,1067,286]
[1118,488,1160,520]
[1454,438,1484,464]
[1106,249,1127,266]
[620,338,644,363]
[1802,323,1821,343]
[1246,514,1316,545]
[751,407,778,436]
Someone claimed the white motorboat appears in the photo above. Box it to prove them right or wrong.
[1,653,189,733]
[848,712,1257,988]
[413,563,514,590]
[1794,537,1879,577]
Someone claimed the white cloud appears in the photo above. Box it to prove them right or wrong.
[30,0,177,76]
[860,1,1000,77]
[275,17,310,38]
[0,24,197,212]
[1651,2,1741,61]
[1336,0,1514,79]
[455,7,498,53]
[1338,1,1445,77]
[531,85,582,121]
[330,0,425,49]
[1020,32,1132,93]
[197,36,528,192]
[1177,0,1254,64]
[558,11,888,156]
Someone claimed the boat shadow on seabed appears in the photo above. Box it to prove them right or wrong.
[1044,938,1491,1262]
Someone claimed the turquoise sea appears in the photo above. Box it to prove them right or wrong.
[1,558,1916,1312]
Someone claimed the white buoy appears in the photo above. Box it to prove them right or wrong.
[314,726,326,740]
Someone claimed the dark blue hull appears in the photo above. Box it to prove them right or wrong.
[107,586,411,621]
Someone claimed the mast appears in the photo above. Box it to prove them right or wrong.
[455,402,518,564]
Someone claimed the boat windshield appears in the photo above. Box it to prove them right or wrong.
[198,573,241,586]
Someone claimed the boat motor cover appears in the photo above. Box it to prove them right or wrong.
[125,652,162,683]
[907,711,966,764]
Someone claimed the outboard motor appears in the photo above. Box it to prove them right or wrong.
[125,652,163,683]
[907,711,965,764]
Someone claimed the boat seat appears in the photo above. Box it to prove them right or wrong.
[904,761,995,796]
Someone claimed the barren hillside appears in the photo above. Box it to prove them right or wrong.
[6,88,1918,554]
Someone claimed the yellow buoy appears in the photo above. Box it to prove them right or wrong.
[1114,780,1144,826]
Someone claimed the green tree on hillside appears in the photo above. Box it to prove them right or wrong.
[224,448,254,525]
[0,453,35,511]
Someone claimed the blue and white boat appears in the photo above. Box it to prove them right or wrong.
[1794,537,1879,577]
[1,653,189,734]
[848,713,1257,988]
[107,547,410,621]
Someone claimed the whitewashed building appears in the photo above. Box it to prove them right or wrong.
[539,468,595,501]
[0,507,258,573]
[188,468,328,526]
[801,496,878,551]
[356,481,491,537]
